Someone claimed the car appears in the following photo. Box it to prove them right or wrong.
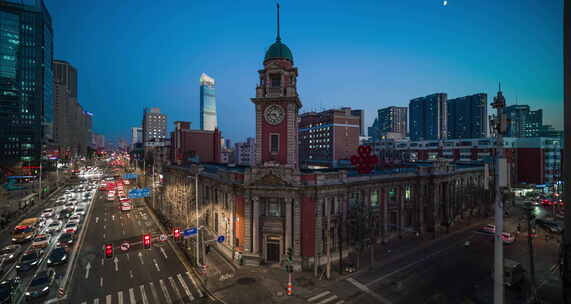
[536,219,563,233]
[31,234,51,249]
[41,208,55,218]
[478,224,496,234]
[0,277,21,304]
[57,233,74,247]
[47,247,68,266]
[15,249,43,273]
[124,180,130,185]
[64,202,76,211]
[74,208,86,216]
[0,244,22,263]
[25,269,56,299]
[63,222,78,234]
[68,215,81,224]
[119,197,130,203]
[120,203,132,212]
[501,232,515,245]
[58,209,73,221]
[46,221,63,235]
[11,218,41,243]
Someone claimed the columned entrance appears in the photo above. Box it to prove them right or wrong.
[266,236,281,263]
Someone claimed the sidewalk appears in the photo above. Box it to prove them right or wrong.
[201,215,495,304]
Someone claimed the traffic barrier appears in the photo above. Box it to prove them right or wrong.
[287,282,292,296]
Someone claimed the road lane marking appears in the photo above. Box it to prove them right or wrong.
[101,258,104,266]
[130,270,134,278]
[316,295,338,304]
[123,229,126,235]
[94,299,100,304]
[100,277,104,287]
[186,272,203,297]
[159,279,172,304]
[117,291,123,304]
[347,277,392,304]
[153,259,160,271]
[96,217,99,223]
[308,291,331,302]
[129,288,136,304]
[148,282,160,304]
[139,285,149,304]
[168,276,183,302]
[106,294,112,304]
[177,273,194,301]
[103,233,106,239]
[160,247,168,259]
[114,256,119,271]
[103,224,106,229]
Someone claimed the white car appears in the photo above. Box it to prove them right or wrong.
[41,208,55,218]
[64,202,76,211]
[120,203,132,212]
[68,215,81,224]
[74,208,86,216]
[46,221,62,234]
[63,222,78,234]
[32,234,51,248]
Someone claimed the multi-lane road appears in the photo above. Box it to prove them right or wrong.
[66,172,207,304]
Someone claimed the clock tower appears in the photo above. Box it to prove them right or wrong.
[251,3,302,168]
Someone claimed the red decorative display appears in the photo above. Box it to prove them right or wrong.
[350,145,379,174]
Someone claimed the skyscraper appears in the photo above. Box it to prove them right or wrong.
[409,93,447,141]
[142,108,167,144]
[447,93,488,139]
[377,106,407,138]
[0,0,53,164]
[505,105,543,137]
[130,127,142,149]
[200,73,217,131]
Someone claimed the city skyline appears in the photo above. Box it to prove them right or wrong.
[46,0,563,142]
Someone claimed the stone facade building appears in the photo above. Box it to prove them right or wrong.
[152,5,490,272]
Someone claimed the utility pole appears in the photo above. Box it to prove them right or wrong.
[561,0,571,301]
[526,207,537,302]
[491,83,508,304]
[326,198,331,280]
[38,160,42,200]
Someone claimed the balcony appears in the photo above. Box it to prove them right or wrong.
[268,87,283,97]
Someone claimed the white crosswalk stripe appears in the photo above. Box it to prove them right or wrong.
[308,291,331,302]
[129,288,136,304]
[186,271,203,298]
[317,295,338,304]
[117,291,123,304]
[148,282,160,304]
[94,299,100,304]
[81,302,86,304]
[177,273,195,301]
[159,279,172,304]
[168,276,183,302]
[139,285,149,304]
[106,294,112,304]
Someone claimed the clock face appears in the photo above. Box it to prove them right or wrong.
[264,105,285,125]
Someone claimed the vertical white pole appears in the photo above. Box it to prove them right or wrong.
[196,173,200,266]
[39,161,42,200]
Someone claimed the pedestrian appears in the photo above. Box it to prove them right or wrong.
[416,231,420,239]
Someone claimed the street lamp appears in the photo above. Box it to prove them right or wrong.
[187,166,204,266]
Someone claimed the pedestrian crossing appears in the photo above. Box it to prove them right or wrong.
[307,290,345,304]
[79,272,202,304]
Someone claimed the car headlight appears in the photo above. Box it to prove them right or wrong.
[47,259,52,263]
[30,260,38,266]
[25,235,32,239]
[62,255,67,260]
[42,286,49,292]
[8,254,14,259]
[15,265,21,269]
[11,238,16,241]
[25,292,30,295]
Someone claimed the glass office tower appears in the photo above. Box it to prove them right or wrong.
[0,0,54,164]
[200,73,217,131]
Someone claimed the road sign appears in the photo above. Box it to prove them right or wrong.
[159,234,168,242]
[183,227,197,239]
[120,242,130,252]
[217,235,225,243]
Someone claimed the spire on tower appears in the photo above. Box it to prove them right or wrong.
[498,81,502,92]
[276,2,281,42]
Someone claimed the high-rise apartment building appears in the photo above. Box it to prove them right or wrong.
[447,93,488,139]
[142,108,167,145]
[54,60,92,157]
[409,93,447,141]
[130,127,142,149]
[350,109,365,136]
[235,137,256,166]
[298,107,361,168]
[200,73,217,131]
[0,0,53,164]
[505,105,543,137]
[377,106,407,138]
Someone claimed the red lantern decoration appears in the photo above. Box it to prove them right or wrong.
[350,145,379,174]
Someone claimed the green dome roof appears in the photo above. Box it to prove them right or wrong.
[264,40,293,63]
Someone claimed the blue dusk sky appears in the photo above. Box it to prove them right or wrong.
[45,0,563,143]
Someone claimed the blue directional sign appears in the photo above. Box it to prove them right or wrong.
[217,235,225,243]
[123,173,138,179]
[183,227,198,239]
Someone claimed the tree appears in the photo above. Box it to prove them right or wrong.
[346,198,373,270]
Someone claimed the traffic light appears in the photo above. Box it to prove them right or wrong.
[173,228,181,241]
[143,234,151,249]
[105,244,113,258]
[287,248,293,262]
